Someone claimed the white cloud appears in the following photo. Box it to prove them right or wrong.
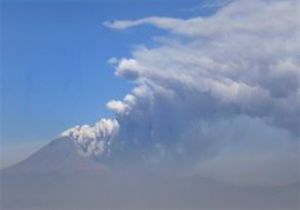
[106,100,129,114]
[61,0,299,185]
[103,16,185,31]
[61,118,119,157]
[105,0,300,135]
[103,0,300,184]
[104,0,298,38]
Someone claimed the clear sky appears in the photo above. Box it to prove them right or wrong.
[1,0,218,168]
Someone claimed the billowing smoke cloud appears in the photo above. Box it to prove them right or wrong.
[62,0,299,185]
[61,119,119,157]
[106,100,130,114]
[105,0,300,135]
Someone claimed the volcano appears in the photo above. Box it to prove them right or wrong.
[1,137,299,210]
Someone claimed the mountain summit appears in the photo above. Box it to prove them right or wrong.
[2,137,108,175]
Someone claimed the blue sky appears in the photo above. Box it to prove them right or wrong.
[1,0,218,167]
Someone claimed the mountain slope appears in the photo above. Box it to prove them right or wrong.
[1,137,299,210]
[2,137,107,174]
